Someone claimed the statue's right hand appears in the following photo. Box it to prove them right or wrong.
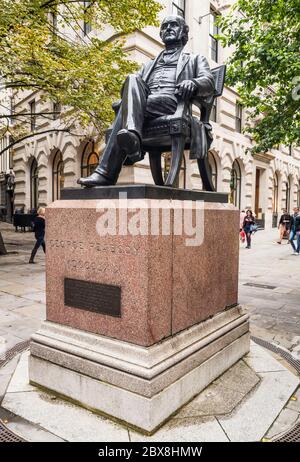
[175,80,197,100]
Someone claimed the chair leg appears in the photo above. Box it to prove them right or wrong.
[165,136,185,187]
[197,157,215,192]
[149,151,164,186]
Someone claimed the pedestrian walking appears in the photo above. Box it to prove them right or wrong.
[243,210,256,249]
[277,209,292,244]
[291,208,300,256]
[289,207,299,254]
[29,207,46,264]
[240,210,246,243]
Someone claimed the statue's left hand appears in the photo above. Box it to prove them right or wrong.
[175,80,197,100]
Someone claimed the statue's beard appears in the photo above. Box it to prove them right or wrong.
[164,37,184,50]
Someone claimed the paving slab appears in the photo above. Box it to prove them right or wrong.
[175,384,245,418]
[244,343,287,373]
[0,355,20,401]
[0,284,41,297]
[12,303,46,321]
[21,292,46,304]
[218,371,299,442]
[0,294,34,310]
[130,417,229,442]
[215,360,260,394]
[265,407,300,440]
[0,331,27,353]
[286,388,300,413]
[6,351,35,393]
[2,388,130,442]
[6,420,65,443]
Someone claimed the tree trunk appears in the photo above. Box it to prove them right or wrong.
[0,231,7,255]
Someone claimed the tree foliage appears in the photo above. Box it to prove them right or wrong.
[218,0,300,153]
[0,0,162,138]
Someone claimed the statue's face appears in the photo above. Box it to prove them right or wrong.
[160,16,185,45]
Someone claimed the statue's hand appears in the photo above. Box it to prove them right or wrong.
[175,80,197,100]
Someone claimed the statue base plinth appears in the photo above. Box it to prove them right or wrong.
[30,307,249,433]
[29,185,249,433]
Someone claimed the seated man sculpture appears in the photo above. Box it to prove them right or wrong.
[78,15,215,187]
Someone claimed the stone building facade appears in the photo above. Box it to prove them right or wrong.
[0,88,14,221]
[3,0,300,228]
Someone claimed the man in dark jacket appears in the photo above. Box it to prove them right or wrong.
[29,207,46,264]
[291,208,300,255]
[78,15,215,187]
[290,207,298,254]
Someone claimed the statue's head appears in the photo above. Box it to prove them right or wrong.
[160,15,189,47]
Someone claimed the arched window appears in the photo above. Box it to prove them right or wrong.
[284,178,291,212]
[52,151,64,201]
[208,151,218,190]
[81,141,99,178]
[30,159,39,210]
[230,160,242,209]
[272,173,278,214]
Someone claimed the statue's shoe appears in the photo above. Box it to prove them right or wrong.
[77,172,114,187]
[117,129,141,159]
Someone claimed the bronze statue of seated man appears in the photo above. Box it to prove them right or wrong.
[78,15,215,187]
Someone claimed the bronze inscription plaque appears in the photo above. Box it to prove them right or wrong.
[64,278,121,317]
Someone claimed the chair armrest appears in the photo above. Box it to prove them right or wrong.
[112,100,122,115]
[170,98,190,119]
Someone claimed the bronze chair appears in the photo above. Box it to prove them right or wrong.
[141,64,226,190]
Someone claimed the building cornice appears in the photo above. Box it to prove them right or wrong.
[252,152,275,164]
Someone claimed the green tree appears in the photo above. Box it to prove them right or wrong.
[218,0,300,153]
[0,0,161,248]
[0,0,162,137]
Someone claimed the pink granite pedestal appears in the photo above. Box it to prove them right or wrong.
[29,188,249,433]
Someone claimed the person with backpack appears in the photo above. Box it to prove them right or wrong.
[289,207,299,255]
[291,208,300,256]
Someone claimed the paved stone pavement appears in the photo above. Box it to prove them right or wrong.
[0,222,45,356]
[239,228,300,354]
[1,222,299,355]
[1,343,299,442]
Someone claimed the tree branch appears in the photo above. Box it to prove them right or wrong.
[0,129,71,156]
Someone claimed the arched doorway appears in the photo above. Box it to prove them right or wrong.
[81,141,99,178]
[30,159,39,211]
[208,151,218,191]
[272,172,279,227]
[52,151,64,201]
[230,160,242,209]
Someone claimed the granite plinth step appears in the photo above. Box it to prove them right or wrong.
[61,184,228,203]
[29,307,250,433]
[2,342,299,441]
